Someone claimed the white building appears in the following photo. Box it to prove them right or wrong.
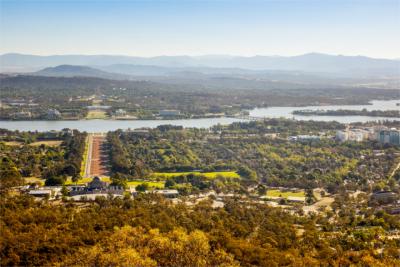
[336,130,348,142]
[336,129,370,142]
[115,109,127,116]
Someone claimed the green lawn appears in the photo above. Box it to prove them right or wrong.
[65,177,164,188]
[85,110,108,119]
[151,171,240,180]
[127,181,165,188]
[266,189,305,198]
[65,177,111,185]
[24,177,45,185]
[80,136,90,177]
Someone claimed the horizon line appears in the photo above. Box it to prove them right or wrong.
[1,52,399,61]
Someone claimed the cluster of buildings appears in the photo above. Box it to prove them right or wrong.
[288,135,321,142]
[336,126,400,145]
[9,108,62,120]
[0,98,39,108]
[24,177,179,201]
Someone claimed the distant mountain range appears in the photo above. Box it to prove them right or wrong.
[1,53,399,78]
[35,65,129,80]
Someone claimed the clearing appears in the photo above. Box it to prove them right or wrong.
[30,140,63,147]
[127,180,165,188]
[86,110,108,119]
[2,140,62,147]
[65,176,111,185]
[151,171,240,180]
[266,189,305,198]
[24,177,45,185]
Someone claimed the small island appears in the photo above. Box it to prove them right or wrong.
[292,108,400,118]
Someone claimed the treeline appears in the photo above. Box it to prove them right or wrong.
[1,194,399,266]
[293,109,400,118]
[215,119,345,135]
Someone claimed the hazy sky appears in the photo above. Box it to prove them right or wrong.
[1,0,399,58]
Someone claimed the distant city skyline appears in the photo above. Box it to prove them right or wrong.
[1,0,399,59]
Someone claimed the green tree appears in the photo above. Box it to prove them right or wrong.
[136,182,150,192]
[111,173,128,189]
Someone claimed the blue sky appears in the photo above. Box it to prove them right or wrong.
[0,0,399,58]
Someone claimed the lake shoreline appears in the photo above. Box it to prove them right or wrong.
[1,99,399,132]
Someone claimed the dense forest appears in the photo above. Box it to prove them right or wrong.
[1,192,399,266]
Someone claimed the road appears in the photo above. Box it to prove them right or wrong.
[83,133,109,178]
[389,160,400,179]
[83,134,92,177]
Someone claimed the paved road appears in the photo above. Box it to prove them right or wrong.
[83,134,93,178]
[83,133,109,178]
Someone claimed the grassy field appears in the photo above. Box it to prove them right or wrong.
[127,181,165,188]
[151,171,240,180]
[3,141,23,146]
[86,110,108,119]
[266,189,305,198]
[80,135,90,177]
[65,176,111,185]
[30,141,63,147]
[24,177,45,185]
[3,140,62,147]
[64,177,164,189]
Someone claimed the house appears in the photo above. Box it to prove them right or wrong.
[28,189,53,199]
[68,177,124,197]
[371,191,398,204]
[70,193,123,202]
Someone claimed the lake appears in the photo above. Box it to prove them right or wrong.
[250,100,400,124]
[1,100,399,132]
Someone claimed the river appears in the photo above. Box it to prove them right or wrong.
[1,100,399,132]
